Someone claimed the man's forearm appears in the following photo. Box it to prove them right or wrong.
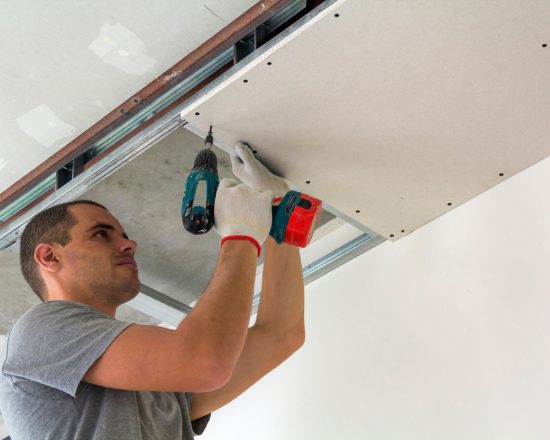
[189,238,305,420]
[255,237,305,337]
[176,240,258,375]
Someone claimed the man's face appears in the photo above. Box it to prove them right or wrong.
[57,203,140,305]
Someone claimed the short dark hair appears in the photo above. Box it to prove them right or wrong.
[20,200,107,301]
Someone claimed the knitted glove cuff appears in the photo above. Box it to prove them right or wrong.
[220,235,262,257]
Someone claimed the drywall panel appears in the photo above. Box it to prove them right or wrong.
[182,0,550,240]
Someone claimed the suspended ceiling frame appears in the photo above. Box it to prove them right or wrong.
[0,0,379,248]
[0,0,379,253]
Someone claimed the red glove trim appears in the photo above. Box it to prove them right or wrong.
[221,235,261,257]
[273,196,283,203]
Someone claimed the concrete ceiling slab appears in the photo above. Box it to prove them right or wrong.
[79,127,336,305]
[80,128,228,304]
[0,0,259,193]
[181,0,550,240]
[0,250,40,334]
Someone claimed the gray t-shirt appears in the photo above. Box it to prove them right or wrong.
[0,301,209,439]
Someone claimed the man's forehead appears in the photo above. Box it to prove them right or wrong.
[69,203,121,229]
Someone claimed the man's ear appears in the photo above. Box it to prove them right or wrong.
[34,243,62,273]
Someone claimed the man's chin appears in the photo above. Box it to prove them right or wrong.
[114,277,141,305]
[128,279,141,299]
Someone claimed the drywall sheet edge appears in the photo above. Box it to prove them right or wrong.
[181,0,550,240]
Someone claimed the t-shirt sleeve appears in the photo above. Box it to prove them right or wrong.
[2,301,132,397]
[179,392,211,436]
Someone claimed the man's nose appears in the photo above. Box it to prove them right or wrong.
[120,238,137,255]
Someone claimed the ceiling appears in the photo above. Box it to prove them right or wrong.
[0,0,258,193]
[2,0,549,332]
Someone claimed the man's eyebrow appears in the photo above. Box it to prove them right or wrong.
[87,223,129,239]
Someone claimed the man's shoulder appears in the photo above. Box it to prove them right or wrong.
[5,301,114,358]
[13,301,102,327]
[2,300,131,397]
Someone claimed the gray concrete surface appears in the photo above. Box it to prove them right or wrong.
[0,250,40,334]
[0,127,335,332]
[81,127,234,305]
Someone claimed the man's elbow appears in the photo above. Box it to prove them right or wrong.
[188,352,236,392]
[286,321,306,354]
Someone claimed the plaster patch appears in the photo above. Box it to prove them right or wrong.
[16,105,77,148]
[0,157,8,172]
[89,22,156,75]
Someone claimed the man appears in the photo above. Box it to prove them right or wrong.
[0,144,305,439]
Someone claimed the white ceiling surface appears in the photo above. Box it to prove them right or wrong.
[0,0,258,193]
[183,0,550,240]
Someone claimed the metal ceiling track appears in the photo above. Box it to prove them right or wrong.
[140,232,385,319]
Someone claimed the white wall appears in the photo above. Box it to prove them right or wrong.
[201,156,550,440]
[0,334,8,439]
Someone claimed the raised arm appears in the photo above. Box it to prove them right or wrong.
[188,235,305,419]
[189,143,306,419]
[83,179,274,393]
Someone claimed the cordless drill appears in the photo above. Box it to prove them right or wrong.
[181,126,218,234]
[181,128,322,248]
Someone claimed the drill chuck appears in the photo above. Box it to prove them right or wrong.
[193,148,217,173]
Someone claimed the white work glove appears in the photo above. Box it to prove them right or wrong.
[230,142,290,199]
[214,178,273,256]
